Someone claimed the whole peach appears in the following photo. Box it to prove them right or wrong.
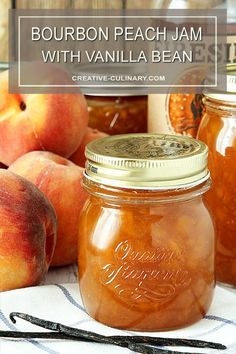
[0,169,57,291]
[10,151,87,266]
[0,65,88,166]
[70,127,108,167]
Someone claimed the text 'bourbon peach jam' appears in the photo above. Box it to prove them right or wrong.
[198,64,236,287]
[78,134,215,331]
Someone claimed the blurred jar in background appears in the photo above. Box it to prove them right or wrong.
[148,67,205,138]
[148,0,226,138]
[197,64,236,287]
[80,64,147,135]
[86,94,147,135]
[227,0,236,64]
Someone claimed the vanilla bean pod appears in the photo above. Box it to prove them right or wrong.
[0,329,226,350]
[0,331,194,354]
[110,335,226,350]
[0,330,79,340]
[9,313,195,354]
[2,327,189,354]
[9,312,225,353]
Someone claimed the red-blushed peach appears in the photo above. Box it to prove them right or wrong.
[0,169,57,291]
[10,151,87,267]
[70,127,108,167]
[0,66,89,166]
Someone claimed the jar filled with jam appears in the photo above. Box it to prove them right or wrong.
[198,65,236,287]
[78,64,147,135]
[148,67,205,138]
[78,133,215,331]
[86,94,147,135]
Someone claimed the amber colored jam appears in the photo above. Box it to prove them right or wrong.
[78,179,215,331]
[198,97,236,287]
[168,67,205,137]
[169,94,204,137]
[85,95,147,135]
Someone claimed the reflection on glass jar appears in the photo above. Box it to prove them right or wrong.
[86,95,147,135]
[198,65,236,287]
[78,134,215,331]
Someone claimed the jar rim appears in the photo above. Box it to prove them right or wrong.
[203,63,236,103]
[84,170,210,191]
[82,175,211,204]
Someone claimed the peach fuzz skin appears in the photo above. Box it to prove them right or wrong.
[70,127,108,167]
[10,151,88,267]
[0,68,89,166]
[0,169,57,291]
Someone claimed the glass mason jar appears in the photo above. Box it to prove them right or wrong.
[77,64,147,135]
[78,134,215,331]
[198,65,236,287]
[86,94,147,135]
[148,68,205,138]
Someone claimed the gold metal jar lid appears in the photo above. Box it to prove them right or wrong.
[204,64,236,103]
[85,134,209,189]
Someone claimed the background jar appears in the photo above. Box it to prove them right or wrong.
[198,66,236,287]
[77,64,147,135]
[85,94,147,135]
[78,134,215,332]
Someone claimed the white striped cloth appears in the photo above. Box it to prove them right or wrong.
[0,283,236,354]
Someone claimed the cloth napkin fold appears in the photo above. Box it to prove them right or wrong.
[0,284,236,354]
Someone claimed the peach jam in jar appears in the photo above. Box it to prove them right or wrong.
[86,94,147,135]
[80,64,147,135]
[198,64,236,287]
[78,133,215,331]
